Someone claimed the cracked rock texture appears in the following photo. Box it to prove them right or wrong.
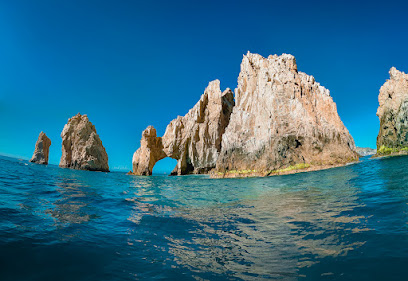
[376,67,408,152]
[132,80,234,175]
[59,113,109,172]
[216,52,358,174]
[30,132,51,165]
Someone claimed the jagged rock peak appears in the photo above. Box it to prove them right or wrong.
[131,80,235,175]
[389,67,405,80]
[215,52,358,177]
[376,67,408,155]
[244,51,298,72]
[30,131,51,165]
[59,113,109,172]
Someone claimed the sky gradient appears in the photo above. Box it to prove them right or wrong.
[1,0,408,172]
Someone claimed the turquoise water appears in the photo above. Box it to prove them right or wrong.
[1,155,408,280]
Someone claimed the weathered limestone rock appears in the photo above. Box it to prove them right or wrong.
[376,67,408,156]
[131,80,234,175]
[59,113,109,172]
[215,52,358,176]
[30,132,51,165]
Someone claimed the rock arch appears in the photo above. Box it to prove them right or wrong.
[131,80,235,175]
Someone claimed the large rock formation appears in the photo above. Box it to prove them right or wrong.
[132,80,234,175]
[30,131,51,165]
[215,52,358,177]
[132,52,358,177]
[376,67,408,156]
[59,113,109,172]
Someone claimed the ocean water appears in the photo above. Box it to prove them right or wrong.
[1,155,408,280]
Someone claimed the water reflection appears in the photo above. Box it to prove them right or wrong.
[5,154,408,280]
[123,167,371,280]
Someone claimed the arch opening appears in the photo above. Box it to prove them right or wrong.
[152,157,178,175]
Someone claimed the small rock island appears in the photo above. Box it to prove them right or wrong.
[59,113,109,172]
[131,52,359,178]
[376,67,408,156]
[30,131,51,165]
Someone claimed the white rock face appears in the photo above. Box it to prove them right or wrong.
[132,80,234,175]
[30,132,51,165]
[59,113,109,172]
[216,52,358,174]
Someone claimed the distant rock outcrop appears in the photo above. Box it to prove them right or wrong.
[356,147,377,156]
[376,67,408,156]
[59,113,109,172]
[131,80,234,175]
[30,132,51,165]
[215,52,358,177]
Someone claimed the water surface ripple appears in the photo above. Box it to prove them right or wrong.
[1,155,408,280]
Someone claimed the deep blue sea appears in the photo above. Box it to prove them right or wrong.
[1,155,408,280]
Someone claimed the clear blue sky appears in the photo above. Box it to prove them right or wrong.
[1,0,407,172]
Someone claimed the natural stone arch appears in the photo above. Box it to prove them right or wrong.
[131,80,235,176]
[131,126,168,175]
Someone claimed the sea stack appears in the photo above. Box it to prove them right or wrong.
[30,132,51,165]
[376,67,408,156]
[215,52,358,177]
[132,80,234,175]
[59,113,109,172]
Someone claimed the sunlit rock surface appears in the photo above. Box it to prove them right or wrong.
[132,80,234,175]
[215,52,358,177]
[59,113,109,172]
[376,67,408,156]
[30,131,51,165]
[132,52,357,177]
